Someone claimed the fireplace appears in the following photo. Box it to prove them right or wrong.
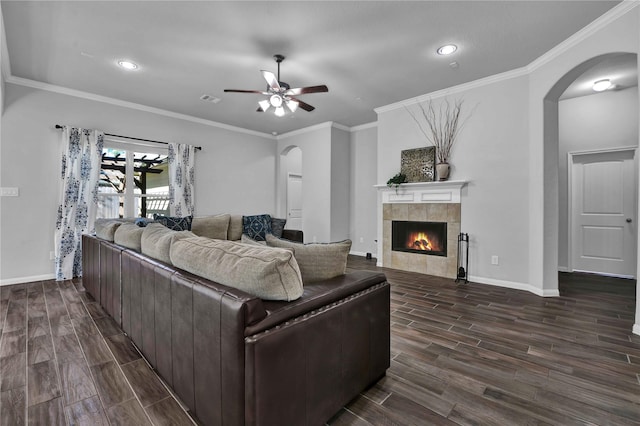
[392,221,447,256]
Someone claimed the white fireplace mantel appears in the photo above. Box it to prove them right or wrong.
[374,180,467,204]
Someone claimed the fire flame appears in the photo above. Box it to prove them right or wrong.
[408,232,433,251]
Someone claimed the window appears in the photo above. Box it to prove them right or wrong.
[97,142,169,219]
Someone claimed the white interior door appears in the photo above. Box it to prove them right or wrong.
[287,174,302,230]
[571,149,637,278]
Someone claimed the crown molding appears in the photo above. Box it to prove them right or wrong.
[6,76,275,139]
[375,67,528,114]
[527,0,640,72]
[278,121,338,139]
[350,121,377,132]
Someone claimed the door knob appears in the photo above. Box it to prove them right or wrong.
[626,218,632,223]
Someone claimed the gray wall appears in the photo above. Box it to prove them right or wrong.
[0,83,276,282]
[349,124,377,256]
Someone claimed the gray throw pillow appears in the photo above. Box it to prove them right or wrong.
[265,234,352,282]
[170,237,303,301]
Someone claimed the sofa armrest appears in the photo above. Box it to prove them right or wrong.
[281,229,303,242]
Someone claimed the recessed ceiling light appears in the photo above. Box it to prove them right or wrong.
[117,60,138,70]
[592,79,612,92]
[437,44,457,55]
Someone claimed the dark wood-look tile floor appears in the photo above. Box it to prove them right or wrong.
[0,279,194,426]
[1,257,639,425]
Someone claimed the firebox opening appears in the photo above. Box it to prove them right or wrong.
[392,221,447,256]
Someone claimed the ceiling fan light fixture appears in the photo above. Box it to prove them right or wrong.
[286,99,299,113]
[270,94,283,108]
[437,44,457,55]
[258,99,271,111]
[274,106,285,117]
[592,78,612,92]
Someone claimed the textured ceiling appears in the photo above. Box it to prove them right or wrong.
[1,1,629,135]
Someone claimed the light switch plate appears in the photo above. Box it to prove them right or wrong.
[0,187,19,197]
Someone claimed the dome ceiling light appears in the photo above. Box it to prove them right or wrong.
[592,78,613,92]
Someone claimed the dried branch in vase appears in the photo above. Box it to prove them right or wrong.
[406,98,470,164]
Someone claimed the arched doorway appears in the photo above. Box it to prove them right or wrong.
[278,145,303,230]
[543,52,638,290]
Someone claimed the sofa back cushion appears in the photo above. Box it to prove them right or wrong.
[266,234,352,283]
[191,214,230,240]
[114,223,145,251]
[95,219,123,241]
[141,223,196,264]
[170,237,303,301]
[228,215,244,241]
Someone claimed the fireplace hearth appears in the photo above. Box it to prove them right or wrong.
[392,221,447,256]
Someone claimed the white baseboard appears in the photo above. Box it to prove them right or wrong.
[349,251,368,257]
[633,323,640,337]
[468,275,559,297]
[558,266,570,273]
[0,273,56,286]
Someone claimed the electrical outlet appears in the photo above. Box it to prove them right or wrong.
[359,237,364,243]
[313,235,317,243]
[0,187,19,197]
[49,251,55,261]
[491,255,499,265]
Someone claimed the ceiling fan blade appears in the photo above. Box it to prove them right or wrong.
[285,85,329,96]
[224,89,269,94]
[261,70,281,91]
[289,97,315,112]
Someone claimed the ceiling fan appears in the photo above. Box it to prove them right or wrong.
[224,54,328,117]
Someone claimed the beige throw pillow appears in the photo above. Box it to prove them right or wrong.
[265,234,352,282]
[141,223,196,264]
[170,237,303,301]
[191,214,231,240]
[114,223,144,251]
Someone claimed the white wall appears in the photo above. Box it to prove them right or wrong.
[558,87,639,270]
[377,76,531,287]
[0,83,276,283]
[349,124,377,256]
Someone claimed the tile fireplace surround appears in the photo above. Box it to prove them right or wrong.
[375,181,466,278]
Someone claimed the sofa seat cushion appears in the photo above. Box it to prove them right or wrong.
[245,270,387,336]
[265,234,352,282]
[170,237,303,301]
[141,223,196,264]
[191,214,230,240]
[114,223,145,251]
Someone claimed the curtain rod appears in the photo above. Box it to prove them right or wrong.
[54,125,202,151]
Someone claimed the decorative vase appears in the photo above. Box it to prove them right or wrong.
[436,163,450,181]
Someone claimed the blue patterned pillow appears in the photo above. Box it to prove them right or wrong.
[153,214,193,231]
[270,217,287,238]
[242,214,272,241]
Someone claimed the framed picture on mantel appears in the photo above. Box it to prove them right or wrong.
[401,147,435,183]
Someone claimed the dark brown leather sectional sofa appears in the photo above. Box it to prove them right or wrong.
[82,233,390,426]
